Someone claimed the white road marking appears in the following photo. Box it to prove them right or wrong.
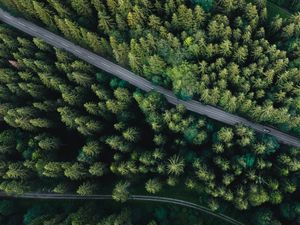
[28,26,37,32]
[46,35,54,40]
[17,21,26,26]
[61,43,70,48]
[101,62,112,68]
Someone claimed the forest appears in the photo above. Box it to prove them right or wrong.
[0,199,238,225]
[0,0,299,225]
[0,0,299,136]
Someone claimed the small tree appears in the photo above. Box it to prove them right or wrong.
[208,199,219,211]
[53,183,69,194]
[167,155,185,176]
[145,179,162,194]
[64,163,88,180]
[112,181,130,203]
[0,180,29,194]
[77,182,97,195]
[82,141,101,156]
[43,162,64,178]
[89,162,106,177]
[37,135,60,151]
[122,127,140,142]
[217,127,234,143]
[5,162,31,180]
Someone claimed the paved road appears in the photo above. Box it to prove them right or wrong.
[1,192,245,225]
[0,9,299,148]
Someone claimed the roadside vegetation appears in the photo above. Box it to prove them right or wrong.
[0,21,299,224]
[0,0,299,136]
[1,199,230,225]
[0,0,299,225]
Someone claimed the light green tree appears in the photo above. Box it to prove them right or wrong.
[112,181,130,203]
[89,162,106,177]
[167,155,185,176]
[145,178,162,194]
[77,182,97,195]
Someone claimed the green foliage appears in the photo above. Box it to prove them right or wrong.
[64,163,89,180]
[112,181,130,203]
[145,179,162,194]
[89,162,106,177]
[77,182,97,195]
[0,2,299,224]
[167,63,199,99]
[0,180,29,194]
[167,155,185,176]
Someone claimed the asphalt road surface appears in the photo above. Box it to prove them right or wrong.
[1,192,245,225]
[0,9,299,148]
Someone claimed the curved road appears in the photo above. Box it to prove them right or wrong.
[0,9,299,148]
[1,192,245,225]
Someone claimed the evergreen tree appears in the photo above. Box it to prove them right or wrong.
[32,1,56,31]
[77,182,97,195]
[145,178,162,194]
[112,181,130,203]
[64,163,89,180]
[167,155,185,176]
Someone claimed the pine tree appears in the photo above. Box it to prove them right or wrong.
[68,71,95,87]
[84,31,106,54]
[167,155,185,176]
[57,106,78,129]
[30,118,54,129]
[233,46,248,64]
[47,0,71,17]
[70,0,93,18]
[89,162,106,176]
[32,1,56,31]
[122,128,139,142]
[82,141,101,156]
[43,162,64,178]
[98,10,113,34]
[36,135,60,151]
[59,85,87,106]
[0,180,29,194]
[75,116,103,135]
[64,162,89,180]
[77,182,97,195]
[112,181,130,203]
[145,179,162,194]
[5,162,31,180]
[217,127,234,143]
[53,182,70,193]
[4,107,38,131]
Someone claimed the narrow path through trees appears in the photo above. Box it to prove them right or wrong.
[0,192,245,225]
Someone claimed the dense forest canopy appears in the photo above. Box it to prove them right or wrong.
[0,0,299,225]
[0,21,298,225]
[0,0,299,136]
